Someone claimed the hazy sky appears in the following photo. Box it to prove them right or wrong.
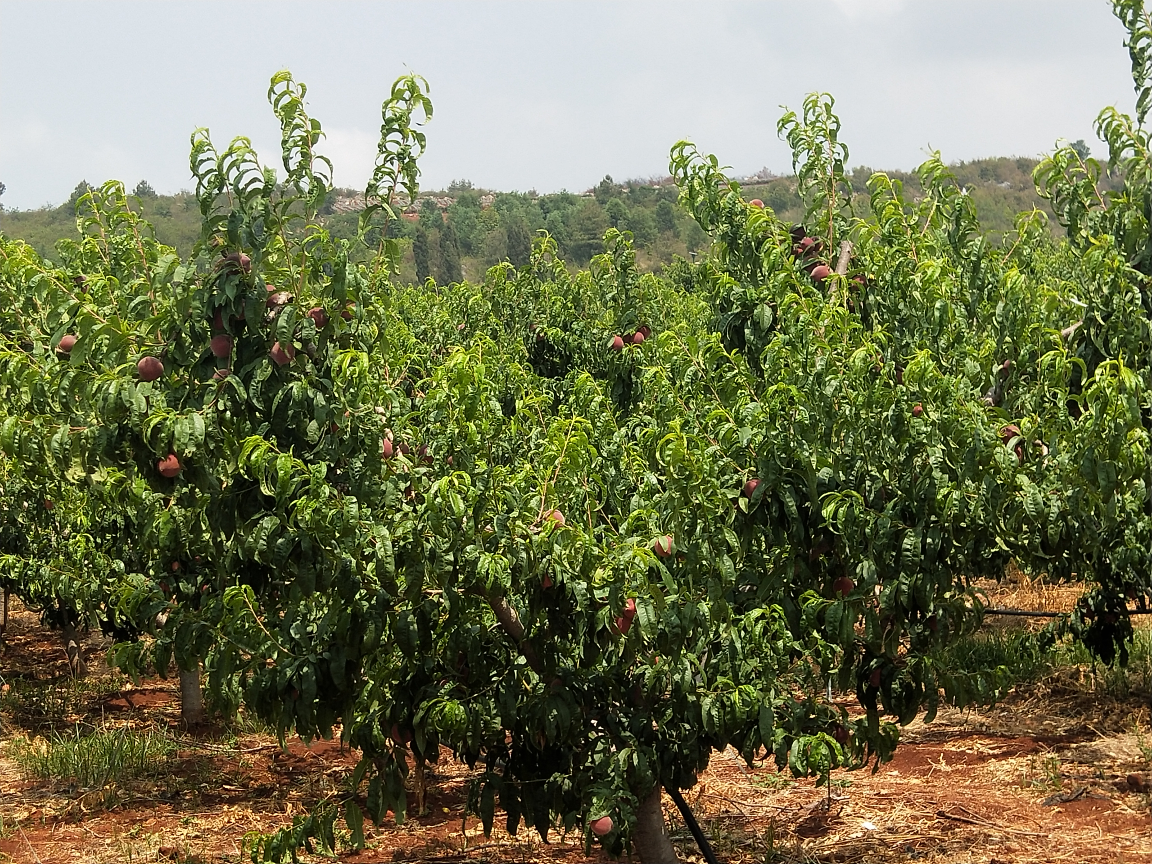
[0,1,1138,210]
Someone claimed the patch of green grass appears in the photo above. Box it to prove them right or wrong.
[9,724,177,788]
[940,628,1053,684]
[934,628,1057,707]
[1054,627,1152,697]
[937,625,1152,706]
[223,705,277,738]
[0,673,127,730]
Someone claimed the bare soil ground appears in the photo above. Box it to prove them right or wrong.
[1,587,1150,864]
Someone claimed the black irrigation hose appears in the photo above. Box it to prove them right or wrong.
[984,608,1065,618]
[665,783,720,864]
[984,607,1152,618]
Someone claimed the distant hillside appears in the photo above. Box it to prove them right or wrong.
[0,182,202,264]
[0,156,1095,278]
[737,156,1096,243]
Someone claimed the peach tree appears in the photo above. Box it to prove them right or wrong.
[0,70,432,734]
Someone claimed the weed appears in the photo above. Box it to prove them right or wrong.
[753,770,795,791]
[114,832,164,864]
[0,673,126,730]
[9,724,177,788]
[1056,628,1152,698]
[939,628,1053,688]
[1134,725,1152,763]
[221,706,276,739]
[1019,753,1063,791]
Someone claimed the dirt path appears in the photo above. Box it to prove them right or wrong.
[1,599,1150,864]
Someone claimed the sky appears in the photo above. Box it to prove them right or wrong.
[0,0,1139,210]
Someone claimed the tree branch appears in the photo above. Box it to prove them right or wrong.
[834,240,853,276]
[487,595,543,674]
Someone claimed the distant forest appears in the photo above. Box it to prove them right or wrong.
[0,153,1101,281]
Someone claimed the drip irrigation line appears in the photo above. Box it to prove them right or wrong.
[983,607,1152,618]
[665,784,720,864]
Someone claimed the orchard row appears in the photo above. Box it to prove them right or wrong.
[1,9,1151,860]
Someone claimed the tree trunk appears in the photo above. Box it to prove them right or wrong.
[60,617,87,678]
[179,665,205,726]
[632,785,679,863]
[413,754,427,816]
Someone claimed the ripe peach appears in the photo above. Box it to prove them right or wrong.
[307,307,329,329]
[810,264,833,283]
[158,454,181,478]
[210,335,233,358]
[137,356,164,381]
[270,342,295,366]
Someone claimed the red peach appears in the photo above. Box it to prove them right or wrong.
[158,454,181,478]
[307,306,329,329]
[591,816,614,837]
[810,264,833,283]
[210,334,233,358]
[137,356,164,381]
[270,342,295,366]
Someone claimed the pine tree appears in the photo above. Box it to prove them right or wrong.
[414,226,432,283]
[439,220,463,283]
[505,217,532,268]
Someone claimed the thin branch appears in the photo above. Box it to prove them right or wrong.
[487,594,542,674]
